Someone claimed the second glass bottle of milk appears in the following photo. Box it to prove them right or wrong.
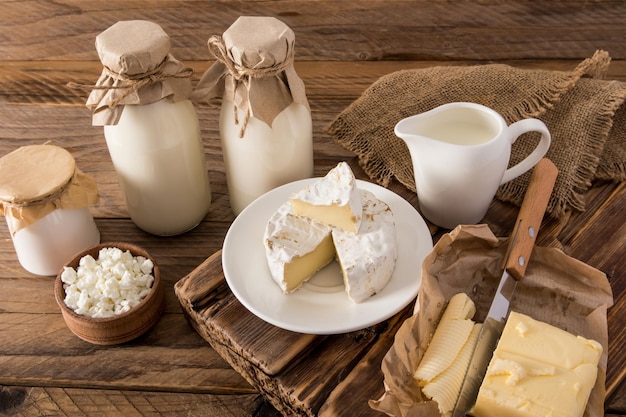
[85,20,211,236]
[194,16,314,215]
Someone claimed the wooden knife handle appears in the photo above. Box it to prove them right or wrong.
[504,158,558,280]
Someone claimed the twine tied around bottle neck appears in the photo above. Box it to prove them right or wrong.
[208,35,294,138]
[67,57,194,110]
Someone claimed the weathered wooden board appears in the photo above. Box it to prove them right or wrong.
[175,250,414,417]
[0,385,275,417]
[1,1,625,62]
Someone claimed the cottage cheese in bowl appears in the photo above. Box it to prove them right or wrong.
[61,247,155,318]
[54,242,164,345]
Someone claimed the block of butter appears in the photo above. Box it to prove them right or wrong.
[471,311,603,417]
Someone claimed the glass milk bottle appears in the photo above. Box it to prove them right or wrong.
[84,20,211,236]
[194,16,313,215]
[0,145,100,276]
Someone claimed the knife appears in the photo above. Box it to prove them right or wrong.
[452,158,559,417]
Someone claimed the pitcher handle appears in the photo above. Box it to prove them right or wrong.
[501,118,551,185]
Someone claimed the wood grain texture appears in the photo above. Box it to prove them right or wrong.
[1,1,625,62]
[175,255,415,417]
[0,386,275,417]
[0,1,624,415]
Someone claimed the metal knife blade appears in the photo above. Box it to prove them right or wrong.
[452,158,558,416]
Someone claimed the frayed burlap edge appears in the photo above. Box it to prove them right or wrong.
[497,77,626,216]
[500,50,611,122]
[596,86,626,181]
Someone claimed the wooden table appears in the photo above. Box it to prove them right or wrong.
[0,2,624,416]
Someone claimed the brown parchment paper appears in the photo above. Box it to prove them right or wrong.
[0,168,99,236]
[370,225,613,417]
[0,144,99,235]
[192,16,309,136]
[82,20,193,126]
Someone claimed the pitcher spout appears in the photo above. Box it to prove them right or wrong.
[394,110,449,157]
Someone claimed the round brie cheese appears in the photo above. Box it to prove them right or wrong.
[264,185,397,303]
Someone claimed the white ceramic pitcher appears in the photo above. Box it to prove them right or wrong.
[395,102,551,229]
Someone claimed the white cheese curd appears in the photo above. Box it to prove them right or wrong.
[61,247,155,318]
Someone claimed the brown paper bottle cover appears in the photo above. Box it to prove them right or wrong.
[192,16,309,134]
[84,20,193,126]
[0,144,99,235]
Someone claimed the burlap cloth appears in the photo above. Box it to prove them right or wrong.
[327,50,626,219]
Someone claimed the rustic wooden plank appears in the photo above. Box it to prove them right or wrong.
[0,385,274,417]
[2,60,626,107]
[175,251,321,376]
[208,298,324,377]
[174,248,417,416]
[211,322,396,417]
[556,182,626,397]
[0,1,624,62]
[606,294,626,398]
[318,304,415,416]
[607,378,626,415]
[0,311,253,394]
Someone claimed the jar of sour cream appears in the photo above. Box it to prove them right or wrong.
[84,20,211,235]
[194,16,314,215]
[0,145,100,276]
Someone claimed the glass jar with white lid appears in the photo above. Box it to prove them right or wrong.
[83,20,211,235]
[194,16,314,215]
[0,144,100,276]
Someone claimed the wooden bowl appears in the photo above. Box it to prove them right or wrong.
[54,242,165,345]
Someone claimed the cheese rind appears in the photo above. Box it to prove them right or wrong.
[264,187,396,303]
[471,311,602,417]
[290,161,362,233]
[264,201,334,293]
[333,189,397,303]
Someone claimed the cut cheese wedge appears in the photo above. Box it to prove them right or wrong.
[290,161,362,233]
[264,205,334,293]
[334,189,397,302]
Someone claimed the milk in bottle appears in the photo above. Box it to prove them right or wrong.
[84,20,211,235]
[194,16,313,215]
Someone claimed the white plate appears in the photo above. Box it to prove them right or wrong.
[222,178,433,335]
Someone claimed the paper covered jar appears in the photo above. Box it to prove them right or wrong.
[0,144,100,276]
